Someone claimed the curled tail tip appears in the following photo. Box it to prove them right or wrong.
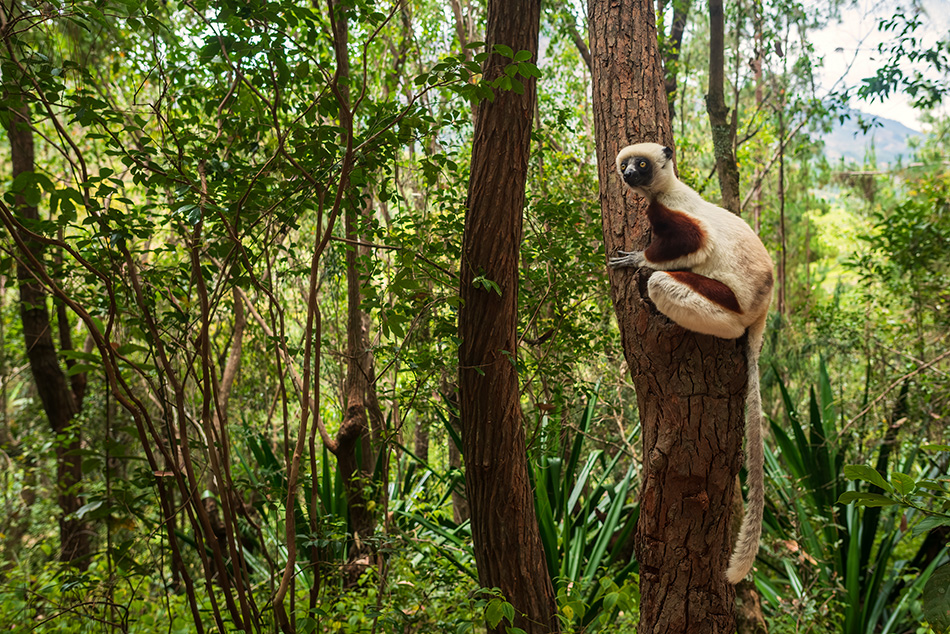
[724,561,751,585]
[725,520,762,584]
[724,547,755,584]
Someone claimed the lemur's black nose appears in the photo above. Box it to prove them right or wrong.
[623,165,643,187]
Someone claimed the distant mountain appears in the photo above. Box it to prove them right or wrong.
[823,110,921,166]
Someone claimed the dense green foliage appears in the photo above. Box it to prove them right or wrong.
[0,0,947,632]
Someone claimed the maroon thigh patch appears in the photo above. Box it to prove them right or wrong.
[665,271,743,314]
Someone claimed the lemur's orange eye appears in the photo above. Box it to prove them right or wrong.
[638,160,647,169]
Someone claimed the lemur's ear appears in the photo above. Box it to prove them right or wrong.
[662,146,673,160]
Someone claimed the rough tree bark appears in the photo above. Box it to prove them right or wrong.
[707,5,770,630]
[706,0,741,213]
[589,0,746,632]
[5,103,91,567]
[457,0,557,630]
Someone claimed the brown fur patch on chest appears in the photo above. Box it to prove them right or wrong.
[644,200,706,263]
[666,271,744,314]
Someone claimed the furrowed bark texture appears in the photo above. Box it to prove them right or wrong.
[588,0,746,631]
[457,0,557,631]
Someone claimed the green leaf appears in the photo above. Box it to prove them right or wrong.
[11,171,44,207]
[62,349,99,362]
[517,62,541,78]
[843,464,892,492]
[493,44,514,58]
[531,461,558,579]
[923,562,950,633]
[485,599,504,628]
[836,491,899,507]
[917,479,950,493]
[890,471,917,496]
[513,50,532,62]
[75,500,104,519]
[116,343,149,356]
[472,275,502,295]
[913,515,950,536]
[582,465,634,580]
[67,363,97,376]
[11,171,35,193]
[922,444,950,452]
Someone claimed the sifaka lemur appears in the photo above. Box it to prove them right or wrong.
[608,142,773,584]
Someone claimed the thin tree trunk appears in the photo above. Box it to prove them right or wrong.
[589,0,744,631]
[5,104,91,567]
[449,0,476,61]
[750,0,764,233]
[325,0,378,563]
[414,419,430,463]
[661,0,692,121]
[339,277,377,554]
[0,279,8,450]
[441,376,469,524]
[552,0,592,74]
[458,0,556,630]
[777,102,787,316]
[706,0,741,213]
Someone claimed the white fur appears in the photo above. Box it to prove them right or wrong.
[610,142,773,584]
[614,143,772,333]
[648,272,747,339]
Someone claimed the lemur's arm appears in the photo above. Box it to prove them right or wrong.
[609,198,712,271]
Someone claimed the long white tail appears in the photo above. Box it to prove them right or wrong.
[724,315,767,584]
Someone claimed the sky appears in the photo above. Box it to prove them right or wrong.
[811,0,950,131]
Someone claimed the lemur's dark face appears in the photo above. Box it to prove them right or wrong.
[618,155,653,188]
[615,143,674,194]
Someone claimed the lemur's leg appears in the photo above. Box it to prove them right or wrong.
[647,271,746,339]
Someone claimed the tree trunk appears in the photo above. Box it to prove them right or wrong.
[660,0,692,121]
[589,0,745,632]
[326,0,378,563]
[707,5,770,629]
[339,267,377,556]
[776,102,787,316]
[706,0,741,213]
[441,376,470,524]
[750,0,764,233]
[5,104,91,567]
[457,0,556,631]
[414,419,430,464]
